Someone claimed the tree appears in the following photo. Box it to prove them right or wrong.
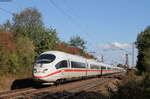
[0,43,5,74]
[36,28,59,54]
[8,53,19,74]
[55,42,81,55]
[117,64,125,69]
[12,8,44,39]
[11,8,59,54]
[0,8,60,75]
[0,32,36,74]
[12,8,44,44]
[136,26,150,73]
[69,35,87,53]
[2,20,12,32]
[15,36,35,70]
[143,48,150,72]
[0,32,16,74]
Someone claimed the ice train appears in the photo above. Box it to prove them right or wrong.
[32,51,124,84]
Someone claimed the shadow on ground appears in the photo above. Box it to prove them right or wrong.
[11,78,53,90]
[11,78,35,90]
[10,76,122,90]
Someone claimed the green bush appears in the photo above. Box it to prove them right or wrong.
[0,34,35,75]
[16,36,35,70]
[8,53,19,74]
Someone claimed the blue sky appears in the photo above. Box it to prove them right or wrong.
[0,0,150,66]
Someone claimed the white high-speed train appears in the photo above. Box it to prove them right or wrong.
[32,51,124,84]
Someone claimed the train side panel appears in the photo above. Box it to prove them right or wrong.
[32,51,125,84]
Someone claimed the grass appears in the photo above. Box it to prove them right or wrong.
[0,71,32,91]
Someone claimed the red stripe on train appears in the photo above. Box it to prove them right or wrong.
[64,69,114,72]
[33,69,120,79]
[34,70,61,78]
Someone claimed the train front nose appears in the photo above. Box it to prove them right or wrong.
[32,53,58,82]
[33,69,44,81]
[33,63,58,82]
[33,64,50,81]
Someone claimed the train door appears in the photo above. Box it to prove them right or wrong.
[100,66,103,76]
[85,60,88,77]
[86,62,89,76]
[67,60,71,78]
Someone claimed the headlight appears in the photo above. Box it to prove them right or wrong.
[43,69,48,73]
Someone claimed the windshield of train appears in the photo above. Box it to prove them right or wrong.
[36,54,56,63]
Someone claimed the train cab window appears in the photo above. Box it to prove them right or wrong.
[55,60,67,69]
[36,54,56,64]
[71,61,86,68]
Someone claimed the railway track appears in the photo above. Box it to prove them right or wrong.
[0,73,122,99]
[0,88,36,99]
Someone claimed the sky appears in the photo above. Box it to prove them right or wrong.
[0,0,150,66]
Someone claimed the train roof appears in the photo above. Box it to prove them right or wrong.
[41,51,124,69]
[42,50,99,62]
[42,51,87,62]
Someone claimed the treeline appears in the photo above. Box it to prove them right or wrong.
[136,26,150,74]
[104,26,150,99]
[0,8,94,75]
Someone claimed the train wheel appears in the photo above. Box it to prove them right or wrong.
[55,79,63,86]
[97,75,101,78]
[55,80,59,86]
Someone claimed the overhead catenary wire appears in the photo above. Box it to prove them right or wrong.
[48,0,88,36]
[0,7,13,15]
[48,1,135,65]
[48,0,96,48]
[48,0,72,20]
[61,0,95,42]
[48,0,86,37]
[1,1,97,55]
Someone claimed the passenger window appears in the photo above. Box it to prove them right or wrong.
[107,67,111,70]
[90,64,99,69]
[71,61,86,68]
[101,66,106,70]
[55,60,67,69]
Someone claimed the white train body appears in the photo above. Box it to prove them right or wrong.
[32,51,124,83]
